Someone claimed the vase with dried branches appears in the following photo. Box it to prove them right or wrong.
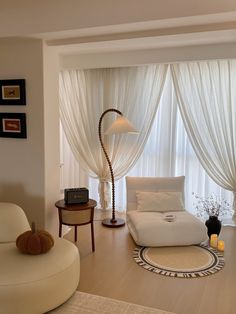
[192,192,232,237]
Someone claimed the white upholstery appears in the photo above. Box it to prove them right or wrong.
[127,176,185,212]
[136,191,184,212]
[0,202,80,314]
[0,202,30,243]
[126,176,207,247]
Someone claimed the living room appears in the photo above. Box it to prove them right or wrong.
[0,1,236,314]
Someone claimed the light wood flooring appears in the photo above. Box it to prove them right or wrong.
[64,210,236,314]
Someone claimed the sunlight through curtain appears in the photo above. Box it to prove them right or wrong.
[59,65,168,209]
[60,67,233,216]
[171,60,236,217]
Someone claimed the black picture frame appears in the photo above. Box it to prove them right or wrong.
[0,79,26,105]
[0,113,27,138]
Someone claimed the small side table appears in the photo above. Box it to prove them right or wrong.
[55,199,97,252]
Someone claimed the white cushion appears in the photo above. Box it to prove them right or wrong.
[126,176,185,212]
[136,191,184,212]
[127,211,207,247]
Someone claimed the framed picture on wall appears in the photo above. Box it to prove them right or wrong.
[0,79,26,105]
[0,113,27,138]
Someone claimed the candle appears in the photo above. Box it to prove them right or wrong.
[210,234,218,248]
[217,240,225,252]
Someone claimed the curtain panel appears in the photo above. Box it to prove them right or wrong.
[171,60,236,215]
[59,65,168,209]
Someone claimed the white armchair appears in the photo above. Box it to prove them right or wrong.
[0,202,80,314]
[126,176,207,247]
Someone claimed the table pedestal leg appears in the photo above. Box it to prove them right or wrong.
[91,222,95,252]
[74,226,77,242]
[59,223,62,238]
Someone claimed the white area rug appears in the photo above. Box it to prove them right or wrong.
[49,291,174,314]
[133,244,224,278]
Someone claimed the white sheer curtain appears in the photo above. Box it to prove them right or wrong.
[60,68,233,215]
[171,60,236,216]
[59,121,88,192]
[59,65,168,209]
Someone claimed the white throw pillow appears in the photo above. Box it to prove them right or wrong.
[136,191,184,212]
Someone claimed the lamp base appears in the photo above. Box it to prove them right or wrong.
[102,218,125,228]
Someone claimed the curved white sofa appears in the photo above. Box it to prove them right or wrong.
[0,203,80,314]
[126,176,208,247]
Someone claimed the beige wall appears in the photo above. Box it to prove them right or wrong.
[0,38,60,233]
[43,44,60,233]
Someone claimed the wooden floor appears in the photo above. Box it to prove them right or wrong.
[65,210,236,314]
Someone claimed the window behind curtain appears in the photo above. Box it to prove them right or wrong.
[60,70,233,217]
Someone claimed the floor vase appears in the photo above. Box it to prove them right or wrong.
[205,216,222,238]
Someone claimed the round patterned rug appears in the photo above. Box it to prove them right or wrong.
[133,244,224,278]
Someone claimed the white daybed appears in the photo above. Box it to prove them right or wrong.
[126,176,207,247]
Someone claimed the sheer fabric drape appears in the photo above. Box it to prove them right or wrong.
[171,60,236,216]
[60,69,233,215]
[59,65,168,209]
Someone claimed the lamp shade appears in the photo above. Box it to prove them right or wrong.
[105,116,138,135]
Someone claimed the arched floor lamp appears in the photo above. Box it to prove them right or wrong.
[98,108,138,228]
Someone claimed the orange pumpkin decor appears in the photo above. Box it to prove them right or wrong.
[16,222,54,255]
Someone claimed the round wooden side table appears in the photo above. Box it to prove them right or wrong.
[55,199,97,252]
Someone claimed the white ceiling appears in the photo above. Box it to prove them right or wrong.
[47,12,236,55]
[0,2,235,55]
[1,0,236,36]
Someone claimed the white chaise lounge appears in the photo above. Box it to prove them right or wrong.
[126,176,207,247]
